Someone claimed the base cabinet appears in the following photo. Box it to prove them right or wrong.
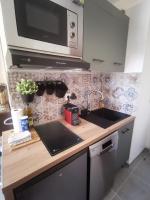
[14,151,87,200]
[116,122,134,170]
[13,121,134,200]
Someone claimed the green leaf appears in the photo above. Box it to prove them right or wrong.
[16,79,38,95]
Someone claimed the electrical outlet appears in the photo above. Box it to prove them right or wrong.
[64,93,71,101]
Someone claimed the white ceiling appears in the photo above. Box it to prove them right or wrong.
[107,0,144,10]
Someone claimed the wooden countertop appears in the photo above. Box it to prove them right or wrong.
[2,116,135,199]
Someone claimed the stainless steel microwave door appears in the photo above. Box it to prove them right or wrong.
[1,0,83,57]
[14,0,68,46]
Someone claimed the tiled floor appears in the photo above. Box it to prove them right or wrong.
[104,149,150,200]
[0,150,150,200]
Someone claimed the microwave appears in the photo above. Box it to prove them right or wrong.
[1,0,83,58]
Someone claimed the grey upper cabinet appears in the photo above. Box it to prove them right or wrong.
[83,0,129,72]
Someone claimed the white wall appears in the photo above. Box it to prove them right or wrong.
[129,64,150,162]
[125,0,150,163]
[0,1,8,84]
[142,23,150,149]
[0,38,7,84]
[108,0,144,10]
[125,0,150,73]
[129,23,150,161]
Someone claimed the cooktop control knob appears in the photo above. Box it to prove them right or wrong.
[70,22,75,28]
[70,32,75,39]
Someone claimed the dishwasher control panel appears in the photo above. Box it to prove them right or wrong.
[89,131,118,157]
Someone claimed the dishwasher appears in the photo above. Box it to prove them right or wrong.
[89,131,118,200]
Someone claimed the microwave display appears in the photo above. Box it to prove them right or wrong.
[14,0,68,46]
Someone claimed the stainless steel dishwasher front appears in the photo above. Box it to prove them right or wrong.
[89,131,118,200]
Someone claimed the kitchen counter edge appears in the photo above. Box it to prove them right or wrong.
[2,116,135,199]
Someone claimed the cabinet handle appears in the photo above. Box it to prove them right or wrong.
[93,58,104,63]
[113,62,123,66]
[58,172,63,177]
[122,128,130,134]
[72,0,84,6]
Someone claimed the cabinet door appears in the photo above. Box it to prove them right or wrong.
[83,0,111,63]
[14,152,87,200]
[83,0,129,71]
[116,122,134,170]
[90,148,117,200]
[96,0,129,65]
[108,13,129,66]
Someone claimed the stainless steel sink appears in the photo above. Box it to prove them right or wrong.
[80,108,130,128]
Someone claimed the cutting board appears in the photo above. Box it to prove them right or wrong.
[11,128,40,150]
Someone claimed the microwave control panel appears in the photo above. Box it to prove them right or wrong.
[67,10,78,49]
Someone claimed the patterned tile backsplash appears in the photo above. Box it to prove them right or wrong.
[7,70,141,125]
[101,73,141,115]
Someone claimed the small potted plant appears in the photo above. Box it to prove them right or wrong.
[16,79,38,103]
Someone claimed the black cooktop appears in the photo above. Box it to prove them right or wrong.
[35,121,83,156]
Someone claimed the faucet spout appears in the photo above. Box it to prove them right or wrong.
[87,90,104,111]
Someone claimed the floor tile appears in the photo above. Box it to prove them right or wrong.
[112,195,122,200]
[103,190,116,200]
[133,156,150,186]
[129,149,148,169]
[112,149,149,192]
[140,149,150,159]
[143,149,150,159]
[118,174,150,200]
[112,165,132,192]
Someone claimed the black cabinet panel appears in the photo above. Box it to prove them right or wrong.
[14,151,87,200]
[116,122,134,170]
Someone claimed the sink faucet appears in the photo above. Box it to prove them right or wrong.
[87,90,104,111]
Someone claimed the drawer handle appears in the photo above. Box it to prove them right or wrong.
[93,58,104,63]
[122,128,130,134]
[113,62,123,66]
[59,172,63,177]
